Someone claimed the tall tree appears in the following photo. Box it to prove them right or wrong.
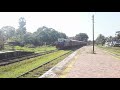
[33,26,67,46]
[59,32,67,39]
[75,33,89,42]
[96,34,106,45]
[15,17,27,44]
[16,17,26,35]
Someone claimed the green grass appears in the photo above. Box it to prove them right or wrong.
[3,45,57,53]
[0,50,70,78]
[14,45,57,53]
[20,51,73,78]
[96,45,120,57]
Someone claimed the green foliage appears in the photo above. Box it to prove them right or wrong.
[75,33,89,42]
[17,17,26,35]
[33,26,67,46]
[115,31,120,39]
[14,17,27,44]
[96,34,106,45]
[0,26,16,41]
[0,17,67,47]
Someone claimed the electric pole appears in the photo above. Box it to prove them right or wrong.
[92,15,94,53]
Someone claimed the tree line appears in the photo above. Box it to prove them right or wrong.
[0,17,89,47]
[95,31,120,46]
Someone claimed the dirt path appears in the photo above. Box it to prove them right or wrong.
[59,46,120,78]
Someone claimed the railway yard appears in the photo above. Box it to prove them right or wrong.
[0,37,87,78]
[1,12,120,78]
[1,44,120,78]
[0,45,76,78]
[40,45,120,78]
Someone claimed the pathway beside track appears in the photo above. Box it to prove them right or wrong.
[59,46,120,78]
[40,46,120,78]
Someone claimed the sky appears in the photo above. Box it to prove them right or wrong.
[0,12,119,40]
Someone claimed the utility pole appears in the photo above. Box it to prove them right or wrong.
[92,15,94,54]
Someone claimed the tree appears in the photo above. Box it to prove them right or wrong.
[75,33,89,42]
[14,17,27,45]
[0,30,4,49]
[59,32,67,39]
[33,26,67,46]
[105,36,113,42]
[0,26,15,41]
[16,17,26,35]
[23,32,33,44]
[96,34,106,45]
[115,31,120,39]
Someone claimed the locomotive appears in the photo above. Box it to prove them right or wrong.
[56,38,87,49]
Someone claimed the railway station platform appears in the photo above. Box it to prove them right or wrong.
[39,46,120,78]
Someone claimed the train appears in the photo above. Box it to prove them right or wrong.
[55,38,87,49]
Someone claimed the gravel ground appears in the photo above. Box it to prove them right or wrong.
[59,46,120,78]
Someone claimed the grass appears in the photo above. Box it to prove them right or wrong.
[97,45,120,54]
[19,51,73,78]
[15,45,57,53]
[0,50,71,78]
[96,45,120,58]
[3,45,57,53]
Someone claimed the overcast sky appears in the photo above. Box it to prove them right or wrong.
[0,12,119,40]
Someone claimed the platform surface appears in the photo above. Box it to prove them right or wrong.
[40,46,120,78]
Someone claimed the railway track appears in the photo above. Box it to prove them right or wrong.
[16,51,72,78]
[0,49,58,66]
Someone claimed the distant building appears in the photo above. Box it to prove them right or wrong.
[105,40,120,47]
